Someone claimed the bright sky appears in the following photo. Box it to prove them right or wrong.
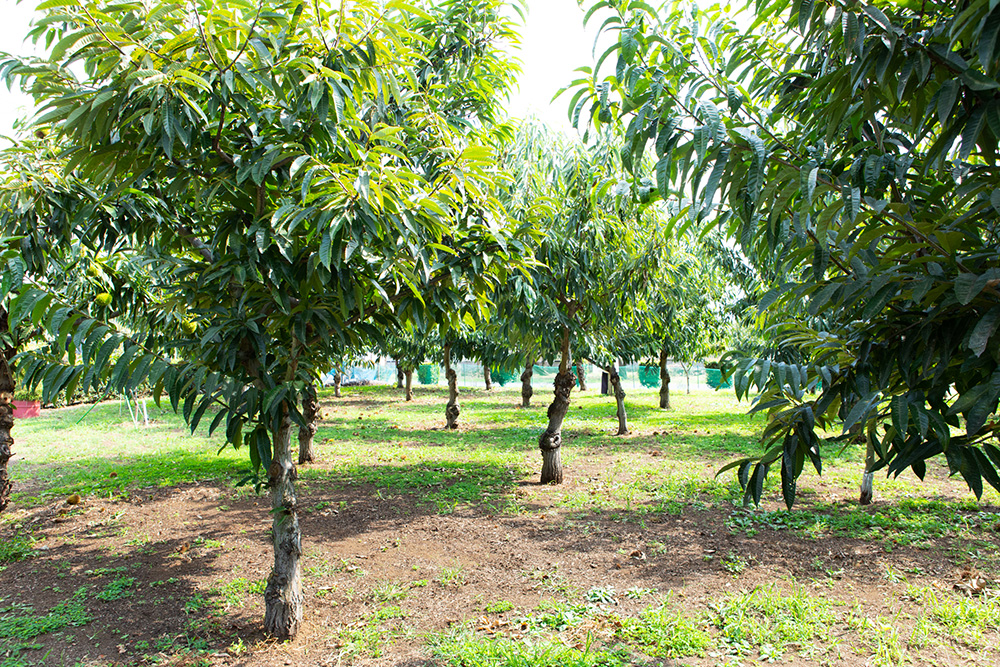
[0,0,41,141]
[0,0,601,140]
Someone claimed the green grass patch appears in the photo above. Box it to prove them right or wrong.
[0,587,91,663]
[710,584,837,661]
[10,402,248,507]
[0,534,35,564]
[428,628,630,667]
[94,575,137,601]
[729,497,994,546]
[616,602,711,658]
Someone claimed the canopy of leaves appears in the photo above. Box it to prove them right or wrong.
[573,0,1000,507]
[0,0,528,480]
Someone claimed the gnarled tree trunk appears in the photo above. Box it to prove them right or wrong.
[483,365,493,391]
[575,359,587,391]
[538,331,572,484]
[859,438,876,505]
[404,368,414,401]
[297,384,319,465]
[520,358,534,408]
[0,308,14,513]
[658,348,671,409]
[608,360,628,435]
[444,344,459,429]
[264,407,303,639]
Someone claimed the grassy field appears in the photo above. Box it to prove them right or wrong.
[1,384,998,667]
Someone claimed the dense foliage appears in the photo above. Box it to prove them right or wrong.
[573,0,1000,506]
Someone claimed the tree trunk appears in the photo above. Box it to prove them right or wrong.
[264,407,303,639]
[444,343,460,429]
[683,364,691,394]
[483,365,493,391]
[333,371,342,398]
[404,369,413,401]
[520,358,534,408]
[396,365,404,389]
[859,438,876,505]
[658,348,671,409]
[575,359,587,391]
[0,308,14,514]
[608,360,628,435]
[538,332,572,484]
[297,384,319,465]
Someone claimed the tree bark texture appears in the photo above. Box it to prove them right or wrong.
[608,360,628,435]
[444,343,459,429]
[0,308,14,513]
[859,439,876,505]
[483,365,493,391]
[264,408,303,639]
[333,371,342,398]
[520,358,534,408]
[538,333,572,484]
[396,365,404,389]
[575,360,587,391]
[404,369,413,401]
[539,371,574,484]
[297,384,319,465]
[658,348,671,409]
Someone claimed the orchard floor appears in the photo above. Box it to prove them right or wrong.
[2,385,999,667]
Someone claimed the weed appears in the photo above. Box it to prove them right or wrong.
[372,605,408,621]
[528,601,591,631]
[584,586,617,605]
[617,603,711,658]
[0,534,35,564]
[721,550,749,575]
[94,576,137,601]
[0,587,91,663]
[624,587,654,600]
[438,564,465,587]
[485,600,514,614]
[429,626,629,667]
[711,584,835,660]
[149,577,179,587]
[524,566,577,597]
[192,536,224,550]
[371,581,407,603]
[882,564,906,584]
[218,577,266,607]
[228,636,248,656]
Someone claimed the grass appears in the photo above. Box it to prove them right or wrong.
[710,584,838,661]
[429,627,631,667]
[93,575,136,601]
[0,587,91,664]
[0,534,35,565]
[9,401,247,505]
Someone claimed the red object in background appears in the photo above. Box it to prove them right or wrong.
[12,400,41,418]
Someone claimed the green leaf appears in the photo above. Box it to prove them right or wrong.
[656,156,671,199]
[891,394,908,438]
[938,79,959,124]
[862,4,895,34]
[960,106,986,159]
[970,306,1000,356]
[954,273,979,304]
[981,5,1000,67]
